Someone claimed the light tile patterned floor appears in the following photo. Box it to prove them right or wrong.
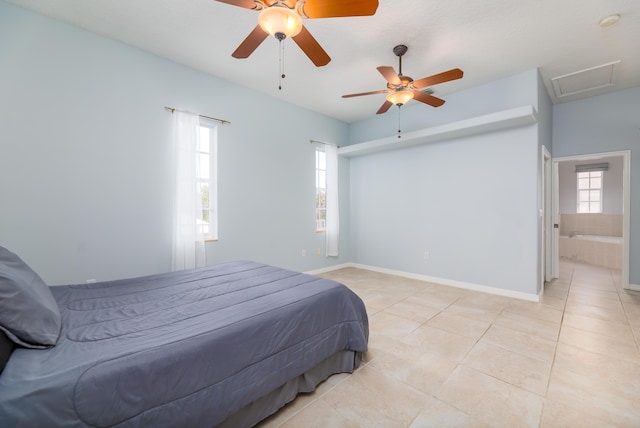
[258,261,640,427]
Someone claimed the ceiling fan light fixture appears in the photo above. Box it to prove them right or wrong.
[258,6,303,40]
[386,89,414,106]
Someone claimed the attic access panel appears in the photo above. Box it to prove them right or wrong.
[551,60,621,98]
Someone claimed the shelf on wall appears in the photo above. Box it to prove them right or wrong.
[338,105,539,158]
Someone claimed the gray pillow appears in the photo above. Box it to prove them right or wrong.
[0,246,61,348]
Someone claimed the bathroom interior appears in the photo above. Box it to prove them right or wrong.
[558,155,624,270]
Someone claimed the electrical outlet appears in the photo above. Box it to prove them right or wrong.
[423,252,430,261]
[316,248,321,255]
[301,249,306,257]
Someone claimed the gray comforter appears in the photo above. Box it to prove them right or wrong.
[0,261,369,427]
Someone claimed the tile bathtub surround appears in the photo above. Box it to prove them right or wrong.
[258,261,640,428]
[559,213,623,237]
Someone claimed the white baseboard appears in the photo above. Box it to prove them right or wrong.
[310,262,539,302]
[628,283,640,292]
[304,263,355,275]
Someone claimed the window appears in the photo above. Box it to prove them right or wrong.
[315,146,326,231]
[198,123,218,240]
[577,170,602,213]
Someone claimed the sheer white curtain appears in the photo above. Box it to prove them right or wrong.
[325,144,340,257]
[171,111,205,271]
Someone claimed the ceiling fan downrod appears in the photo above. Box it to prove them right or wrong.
[393,44,408,76]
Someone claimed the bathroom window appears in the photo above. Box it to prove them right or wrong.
[577,171,602,213]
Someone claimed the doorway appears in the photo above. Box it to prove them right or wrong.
[551,150,630,289]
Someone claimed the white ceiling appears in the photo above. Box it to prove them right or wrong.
[6,0,640,123]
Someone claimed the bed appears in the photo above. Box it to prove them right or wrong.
[0,247,369,427]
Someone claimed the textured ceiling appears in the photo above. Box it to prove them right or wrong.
[6,0,640,123]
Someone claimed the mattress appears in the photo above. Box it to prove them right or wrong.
[0,260,369,427]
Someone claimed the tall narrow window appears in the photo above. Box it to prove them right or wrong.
[577,171,602,213]
[315,146,326,231]
[198,122,218,240]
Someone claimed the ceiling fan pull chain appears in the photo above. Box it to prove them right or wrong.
[397,107,402,139]
[278,39,286,90]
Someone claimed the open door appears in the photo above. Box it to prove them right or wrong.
[551,159,560,279]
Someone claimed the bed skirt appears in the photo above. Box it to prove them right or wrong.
[218,350,363,427]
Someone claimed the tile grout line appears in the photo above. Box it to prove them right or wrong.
[540,258,575,427]
[612,267,640,354]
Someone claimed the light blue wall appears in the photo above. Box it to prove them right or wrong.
[347,71,542,296]
[553,87,640,285]
[537,70,554,155]
[0,2,350,285]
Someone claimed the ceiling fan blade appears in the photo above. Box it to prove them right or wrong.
[232,25,269,58]
[376,100,393,114]
[377,66,401,86]
[413,68,464,89]
[342,89,388,98]
[215,0,260,10]
[301,0,379,18]
[292,25,331,66]
[412,90,446,107]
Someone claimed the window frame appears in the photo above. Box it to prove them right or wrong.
[315,145,327,232]
[198,121,218,241]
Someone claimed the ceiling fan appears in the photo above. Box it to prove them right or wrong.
[216,0,379,66]
[342,45,464,114]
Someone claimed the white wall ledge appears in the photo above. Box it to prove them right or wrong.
[339,105,539,157]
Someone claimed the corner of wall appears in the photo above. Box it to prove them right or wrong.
[536,68,554,154]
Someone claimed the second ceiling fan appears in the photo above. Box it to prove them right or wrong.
[216,0,379,66]
[343,45,464,114]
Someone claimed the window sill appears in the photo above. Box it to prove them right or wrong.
[204,237,218,242]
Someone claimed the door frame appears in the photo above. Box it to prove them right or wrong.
[551,150,631,289]
[541,147,552,286]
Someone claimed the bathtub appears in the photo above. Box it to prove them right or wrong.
[570,234,622,244]
[559,234,622,269]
